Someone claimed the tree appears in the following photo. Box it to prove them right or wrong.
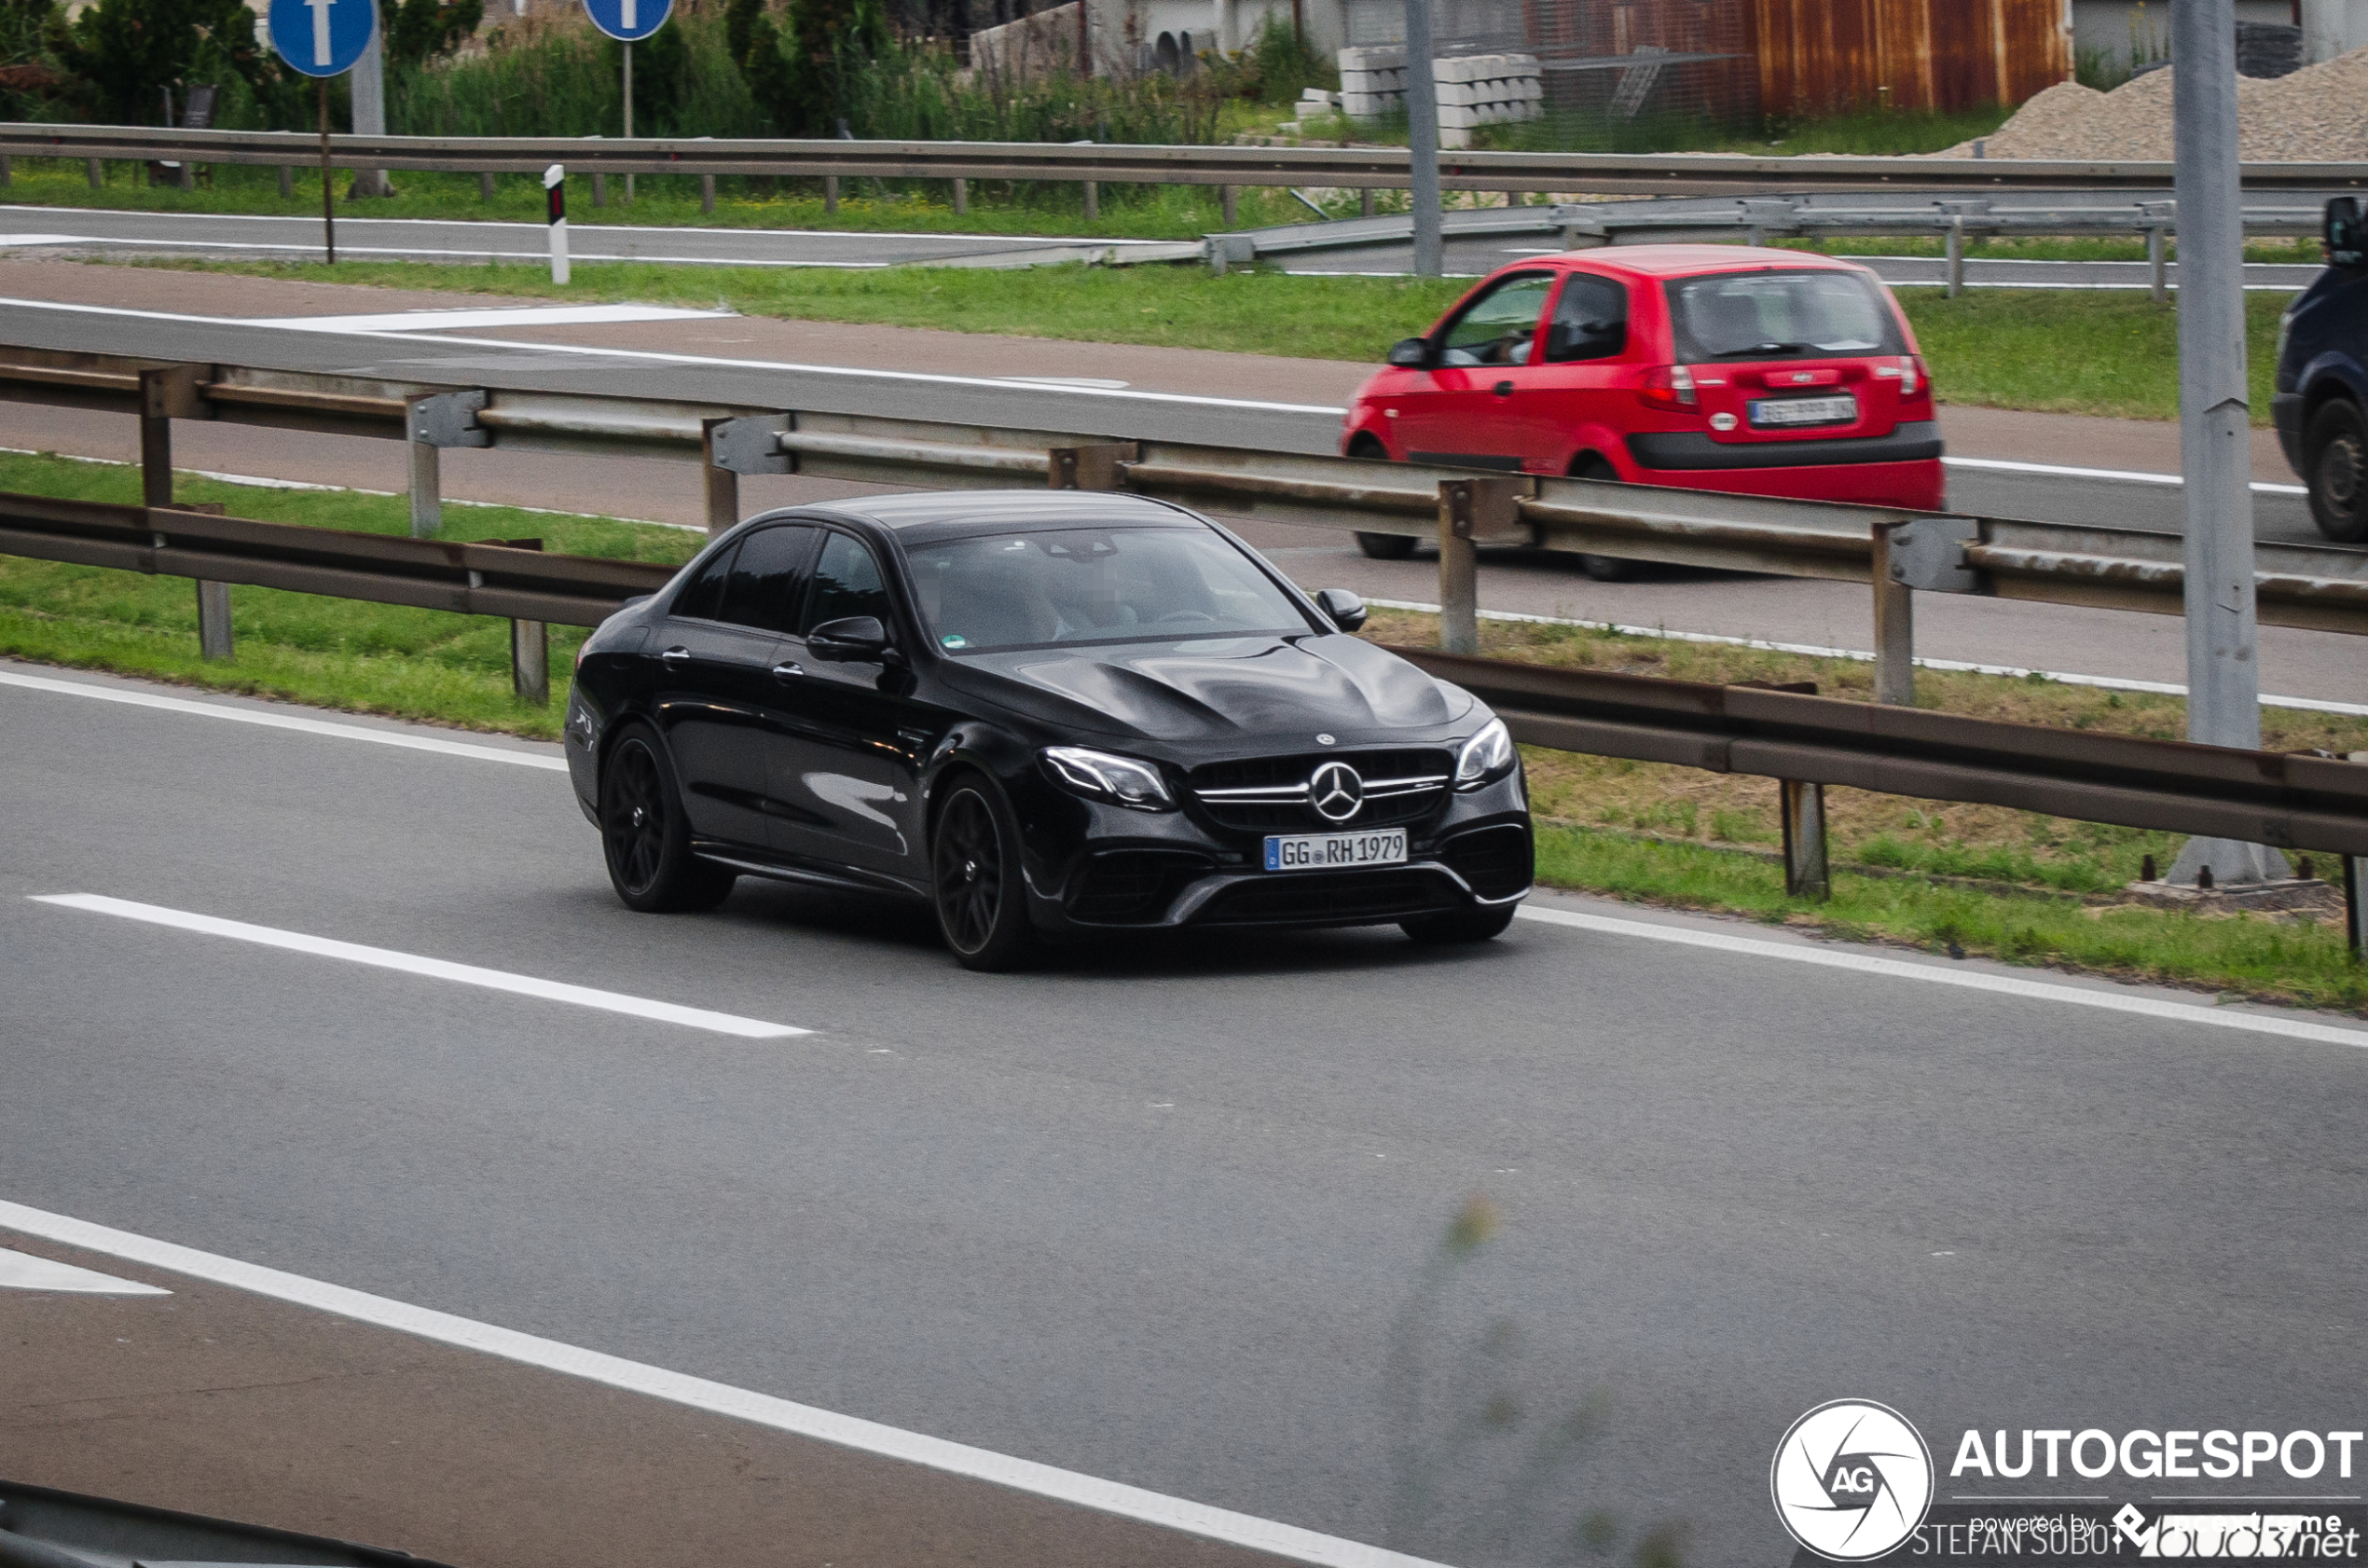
[385,0,484,73]
[725,0,888,137]
[49,0,282,126]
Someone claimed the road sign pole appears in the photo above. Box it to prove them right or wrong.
[2168,0,2283,887]
[622,42,634,205]
[1402,0,1441,277]
[545,163,569,284]
[318,77,336,265]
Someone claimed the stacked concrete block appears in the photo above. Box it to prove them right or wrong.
[1339,45,1410,119]
[1336,47,1542,146]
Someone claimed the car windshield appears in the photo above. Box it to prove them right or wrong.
[1665,269,1904,362]
[906,525,1312,653]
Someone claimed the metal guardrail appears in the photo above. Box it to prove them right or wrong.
[2,345,2362,708]
[5,122,2368,198]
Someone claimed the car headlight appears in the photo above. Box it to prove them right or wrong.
[1453,718,1516,790]
[1040,746,1177,811]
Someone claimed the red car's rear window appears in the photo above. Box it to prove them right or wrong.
[1663,269,1905,364]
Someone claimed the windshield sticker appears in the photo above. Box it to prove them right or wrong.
[941,633,970,649]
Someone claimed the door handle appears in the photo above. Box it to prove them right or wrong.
[1492,380,1515,397]
[770,661,805,681]
[658,646,691,667]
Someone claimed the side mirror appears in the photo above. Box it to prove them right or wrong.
[1386,337,1433,369]
[807,614,892,663]
[1314,587,1369,632]
[2330,197,2366,268]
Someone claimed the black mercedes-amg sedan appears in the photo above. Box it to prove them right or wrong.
[563,490,1532,970]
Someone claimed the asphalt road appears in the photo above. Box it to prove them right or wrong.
[6,661,2368,1566]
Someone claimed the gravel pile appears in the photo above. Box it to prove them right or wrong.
[1931,44,2368,160]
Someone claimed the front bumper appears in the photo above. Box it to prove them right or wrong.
[1025,774,1533,934]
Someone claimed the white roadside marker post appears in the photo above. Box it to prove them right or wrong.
[544,163,569,285]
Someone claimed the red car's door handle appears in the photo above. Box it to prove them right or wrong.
[1492,380,1515,397]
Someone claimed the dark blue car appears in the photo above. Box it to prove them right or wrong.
[2273,197,2368,543]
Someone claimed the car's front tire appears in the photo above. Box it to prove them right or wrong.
[599,725,737,914]
[1570,456,1638,580]
[930,776,1041,971]
[2306,397,2368,543]
[1401,905,1519,944]
[1347,434,1420,559]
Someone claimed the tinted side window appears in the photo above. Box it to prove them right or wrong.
[670,540,740,622]
[1545,273,1629,363]
[717,525,819,634]
[805,532,891,633]
[1438,272,1555,367]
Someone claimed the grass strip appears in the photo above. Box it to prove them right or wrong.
[135,256,2296,425]
[0,452,2353,1009]
[0,451,701,740]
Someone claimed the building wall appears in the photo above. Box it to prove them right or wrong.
[1743,0,2074,116]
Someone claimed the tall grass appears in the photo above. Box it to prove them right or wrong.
[390,2,764,137]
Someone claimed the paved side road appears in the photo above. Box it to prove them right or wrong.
[5,660,2368,1566]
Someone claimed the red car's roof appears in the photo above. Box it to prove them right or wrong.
[1544,244,1868,279]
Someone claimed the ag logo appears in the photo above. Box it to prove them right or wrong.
[1769,1399,1934,1561]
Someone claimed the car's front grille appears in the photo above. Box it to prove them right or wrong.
[1068,849,1210,924]
[1187,750,1453,833]
[1194,868,1462,927]
[1440,824,1533,900]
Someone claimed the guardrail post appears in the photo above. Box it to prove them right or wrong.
[407,438,440,540]
[1944,217,1965,297]
[196,580,232,661]
[700,414,795,537]
[1437,476,1525,655]
[1,156,11,188]
[1221,186,1237,227]
[824,175,839,214]
[137,366,200,508]
[2141,199,2175,302]
[512,617,549,706]
[701,417,739,537]
[1360,188,1374,218]
[1082,180,1098,221]
[279,163,293,199]
[700,174,715,213]
[406,390,489,539]
[85,158,100,188]
[1048,443,1136,490]
[1781,779,1829,900]
[481,172,496,201]
[952,176,968,215]
[1869,519,1916,706]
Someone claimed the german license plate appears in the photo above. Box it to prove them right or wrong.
[1749,393,1857,428]
[1263,829,1409,872]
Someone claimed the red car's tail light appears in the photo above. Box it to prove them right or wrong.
[1873,355,1929,399]
[1639,364,1699,411]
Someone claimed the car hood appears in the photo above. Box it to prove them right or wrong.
[946,633,1470,744]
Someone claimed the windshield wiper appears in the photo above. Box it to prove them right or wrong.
[1712,340,1821,358]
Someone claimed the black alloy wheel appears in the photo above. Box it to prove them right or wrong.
[2306,398,2368,543]
[1349,435,1419,559]
[1401,904,1519,944]
[930,779,1040,971]
[1571,457,1638,581]
[599,727,737,913]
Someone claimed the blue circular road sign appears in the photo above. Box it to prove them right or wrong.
[267,0,379,76]
[581,0,673,43]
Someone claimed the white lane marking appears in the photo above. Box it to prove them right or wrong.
[0,1245,170,1295]
[1360,598,2368,717]
[0,668,573,768]
[0,298,1352,417]
[1512,903,2368,1049]
[239,304,737,332]
[30,894,808,1040]
[0,233,97,247]
[1947,454,2310,495]
[0,1198,1447,1568]
[997,376,1132,390]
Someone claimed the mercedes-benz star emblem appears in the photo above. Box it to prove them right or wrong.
[1309,761,1364,823]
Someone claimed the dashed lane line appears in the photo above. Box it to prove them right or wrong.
[30,894,808,1040]
[0,668,571,770]
[1513,903,2368,1050]
[0,1196,1450,1568]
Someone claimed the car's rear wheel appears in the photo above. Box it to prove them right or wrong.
[1347,434,1419,559]
[931,777,1040,971]
[2306,398,2368,543]
[1401,905,1519,944]
[599,726,737,913]
[1570,456,1638,580]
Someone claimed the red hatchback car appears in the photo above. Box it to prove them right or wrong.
[1342,245,1944,561]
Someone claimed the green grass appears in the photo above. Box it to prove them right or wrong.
[145,253,2295,423]
[0,451,701,738]
[142,255,1473,363]
[1721,103,2016,157]
[1535,825,2367,1014]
